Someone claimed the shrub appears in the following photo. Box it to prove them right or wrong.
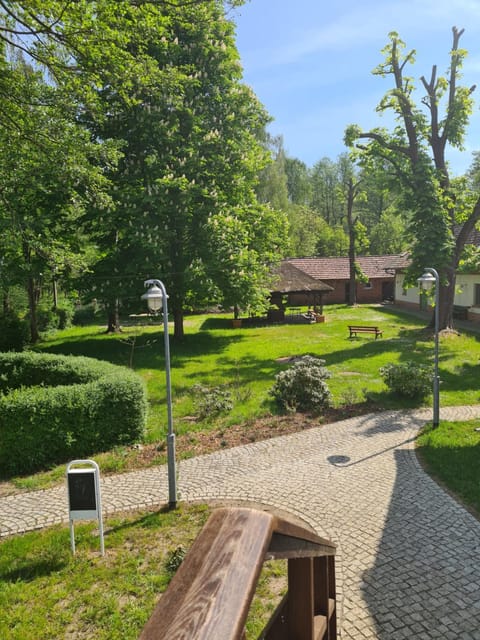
[36,303,74,332]
[165,546,187,576]
[270,355,332,413]
[0,313,29,352]
[380,361,432,399]
[191,384,233,420]
[73,303,101,326]
[0,352,147,476]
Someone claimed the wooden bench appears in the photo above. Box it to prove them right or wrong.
[140,507,336,640]
[453,305,470,320]
[348,325,382,339]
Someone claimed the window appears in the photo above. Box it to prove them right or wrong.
[364,281,372,289]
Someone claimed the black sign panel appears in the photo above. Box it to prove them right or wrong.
[68,471,97,511]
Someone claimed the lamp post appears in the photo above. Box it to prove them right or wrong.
[142,279,177,508]
[417,268,440,427]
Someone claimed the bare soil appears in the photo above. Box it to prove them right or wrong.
[0,404,376,498]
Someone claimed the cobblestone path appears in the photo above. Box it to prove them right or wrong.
[2,406,480,638]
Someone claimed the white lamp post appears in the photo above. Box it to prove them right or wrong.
[142,279,177,508]
[417,268,440,427]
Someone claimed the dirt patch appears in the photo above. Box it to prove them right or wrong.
[135,403,376,465]
[0,404,376,497]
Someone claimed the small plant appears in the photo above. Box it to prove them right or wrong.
[270,355,332,413]
[340,386,363,407]
[380,361,432,399]
[165,545,187,575]
[191,384,233,420]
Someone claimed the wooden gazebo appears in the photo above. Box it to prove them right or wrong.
[269,262,333,322]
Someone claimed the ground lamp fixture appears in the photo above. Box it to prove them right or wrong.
[142,279,177,508]
[417,268,440,428]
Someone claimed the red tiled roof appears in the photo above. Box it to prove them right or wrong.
[287,254,409,281]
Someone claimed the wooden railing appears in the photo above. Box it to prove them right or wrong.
[139,507,336,640]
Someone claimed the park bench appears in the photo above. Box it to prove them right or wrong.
[140,506,337,640]
[453,305,470,320]
[348,325,382,339]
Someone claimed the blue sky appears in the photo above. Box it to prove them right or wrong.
[232,0,480,175]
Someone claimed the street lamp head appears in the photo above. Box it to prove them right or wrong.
[417,271,437,291]
[141,283,165,312]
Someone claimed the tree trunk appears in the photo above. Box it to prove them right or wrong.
[52,274,58,310]
[438,265,456,330]
[173,306,184,340]
[347,179,357,306]
[2,290,11,314]
[27,276,40,343]
[106,299,121,333]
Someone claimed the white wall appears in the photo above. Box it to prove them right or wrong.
[395,273,480,308]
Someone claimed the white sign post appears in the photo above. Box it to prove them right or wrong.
[66,460,104,555]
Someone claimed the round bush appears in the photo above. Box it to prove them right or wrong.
[380,361,432,399]
[270,355,332,413]
[0,352,147,477]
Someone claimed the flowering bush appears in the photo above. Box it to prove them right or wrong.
[270,355,332,413]
[380,361,432,399]
[191,384,233,420]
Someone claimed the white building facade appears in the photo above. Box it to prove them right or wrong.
[395,272,480,322]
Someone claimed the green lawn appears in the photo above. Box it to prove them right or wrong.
[3,304,480,637]
[417,420,480,514]
[37,304,480,438]
[2,303,477,491]
[0,503,286,639]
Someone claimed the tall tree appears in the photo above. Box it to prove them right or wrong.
[83,1,283,338]
[285,157,312,205]
[256,134,289,211]
[336,155,368,305]
[0,54,115,342]
[310,157,344,224]
[345,27,479,329]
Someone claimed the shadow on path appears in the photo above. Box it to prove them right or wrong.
[362,449,480,637]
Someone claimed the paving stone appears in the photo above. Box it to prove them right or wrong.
[3,406,480,637]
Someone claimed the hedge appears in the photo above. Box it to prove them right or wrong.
[0,352,147,477]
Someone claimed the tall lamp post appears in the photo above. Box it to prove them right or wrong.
[142,279,177,508]
[417,268,440,428]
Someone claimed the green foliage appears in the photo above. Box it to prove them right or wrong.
[380,361,432,399]
[164,546,187,576]
[457,244,480,273]
[77,1,279,338]
[344,28,479,327]
[191,384,233,420]
[0,312,29,352]
[0,352,147,476]
[270,355,332,413]
[315,220,349,256]
[36,304,74,333]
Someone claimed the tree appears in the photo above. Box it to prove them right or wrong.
[82,1,283,338]
[314,219,348,257]
[0,54,115,342]
[256,134,289,211]
[285,157,312,205]
[335,155,368,305]
[369,212,408,255]
[310,157,344,224]
[289,205,326,257]
[345,27,480,329]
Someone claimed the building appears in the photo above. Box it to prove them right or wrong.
[285,255,407,305]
